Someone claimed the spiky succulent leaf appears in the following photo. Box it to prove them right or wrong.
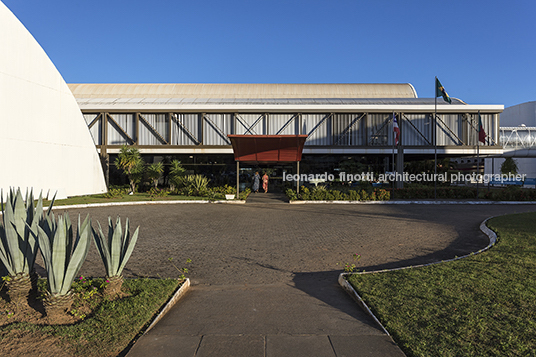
[4,190,23,273]
[117,222,139,275]
[122,218,131,259]
[22,189,41,272]
[51,215,68,292]
[93,221,112,274]
[38,214,91,295]
[12,188,26,241]
[0,230,14,276]
[64,213,74,273]
[46,192,56,216]
[110,217,123,275]
[37,225,55,292]
[60,215,91,295]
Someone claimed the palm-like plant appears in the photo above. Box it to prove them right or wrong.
[37,213,92,317]
[0,188,51,304]
[92,217,139,298]
[168,160,185,191]
[115,145,145,193]
[147,162,164,189]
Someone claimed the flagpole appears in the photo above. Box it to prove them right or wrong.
[434,77,438,200]
[392,111,395,191]
[476,111,480,199]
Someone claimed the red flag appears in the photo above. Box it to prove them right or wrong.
[393,113,400,145]
[478,113,486,143]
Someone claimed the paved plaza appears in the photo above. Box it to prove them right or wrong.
[55,199,536,356]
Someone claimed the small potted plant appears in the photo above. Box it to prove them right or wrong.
[224,185,236,200]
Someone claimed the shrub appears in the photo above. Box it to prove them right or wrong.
[285,188,298,201]
[501,157,519,175]
[148,188,169,199]
[332,190,348,201]
[299,186,310,200]
[239,188,252,200]
[104,187,129,199]
[210,184,236,195]
[375,188,391,201]
[174,174,210,196]
[348,189,361,201]
[311,186,328,200]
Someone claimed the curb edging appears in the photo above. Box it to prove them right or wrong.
[338,274,391,336]
[144,278,190,335]
[291,200,536,205]
[48,200,246,211]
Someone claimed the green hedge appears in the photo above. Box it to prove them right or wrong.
[286,185,536,201]
[286,186,390,201]
[391,185,536,201]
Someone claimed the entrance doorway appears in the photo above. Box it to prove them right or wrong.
[228,135,308,198]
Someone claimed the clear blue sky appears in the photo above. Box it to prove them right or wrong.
[3,0,535,108]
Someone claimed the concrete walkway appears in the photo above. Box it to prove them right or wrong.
[59,202,536,357]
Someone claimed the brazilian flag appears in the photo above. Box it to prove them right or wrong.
[435,77,452,104]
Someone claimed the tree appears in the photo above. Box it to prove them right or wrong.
[115,146,144,193]
[501,157,518,175]
[168,160,186,190]
[147,162,164,189]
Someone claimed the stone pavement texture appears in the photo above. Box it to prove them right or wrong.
[55,198,536,356]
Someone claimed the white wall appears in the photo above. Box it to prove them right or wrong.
[0,2,107,198]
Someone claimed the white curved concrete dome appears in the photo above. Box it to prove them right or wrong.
[0,2,106,198]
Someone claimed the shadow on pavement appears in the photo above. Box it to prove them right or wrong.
[291,270,383,329]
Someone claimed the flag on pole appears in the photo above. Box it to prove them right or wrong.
[478,112,487,143]
[393,113,400,146]
[435,77,452,104]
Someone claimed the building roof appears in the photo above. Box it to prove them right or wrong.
[68,83,418,99]
[68,83,503,113]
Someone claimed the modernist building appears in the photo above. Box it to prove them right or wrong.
[0,2,106,198]
[69,83,503,186]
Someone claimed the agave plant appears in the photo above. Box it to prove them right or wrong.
[37,213,91,317]
[92,217,139,298]
[0,188,51,304]
[192,174,210,193]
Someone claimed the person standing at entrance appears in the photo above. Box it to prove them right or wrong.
[262,172,269,193]
[252,171,260,193]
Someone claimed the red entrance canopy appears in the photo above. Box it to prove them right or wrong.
[228,135,308,162]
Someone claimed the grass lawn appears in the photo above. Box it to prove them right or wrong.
[348,211,536,357]
[46,192,208,207]
[0,278,181,357]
